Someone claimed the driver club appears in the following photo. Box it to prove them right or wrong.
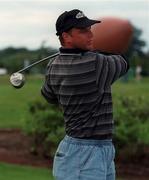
[10,52,59,89]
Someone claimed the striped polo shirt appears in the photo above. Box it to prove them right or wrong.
[41,48,129,139]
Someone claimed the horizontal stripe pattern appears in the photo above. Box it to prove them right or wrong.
[41,51,128,139]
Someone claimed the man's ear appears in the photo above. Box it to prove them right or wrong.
[62,32,72,43]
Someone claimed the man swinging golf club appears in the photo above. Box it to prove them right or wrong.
[41,9,129,180]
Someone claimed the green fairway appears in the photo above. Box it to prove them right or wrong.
[0,75,148,129]
[0,162,53,180]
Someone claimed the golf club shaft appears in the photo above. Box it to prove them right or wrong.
[17,52,59,73]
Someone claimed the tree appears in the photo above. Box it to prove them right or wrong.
[123,25,149,77]
[125,26,146,58]
[0,46,58,73]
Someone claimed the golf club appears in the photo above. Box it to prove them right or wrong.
[10,52,59,89]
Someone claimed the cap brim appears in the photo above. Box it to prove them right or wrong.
[75,18,101,28]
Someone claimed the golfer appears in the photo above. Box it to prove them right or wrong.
[41,9,129,180]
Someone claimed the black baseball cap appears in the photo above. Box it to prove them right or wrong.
[56,9,101,36]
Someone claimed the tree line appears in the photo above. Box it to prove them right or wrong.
[0,26,149,75]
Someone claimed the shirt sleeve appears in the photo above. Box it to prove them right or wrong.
[96,53,129,87]
[41,63,58,104]
[106,54,129,84]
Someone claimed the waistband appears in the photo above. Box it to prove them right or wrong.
[63,135,112,146]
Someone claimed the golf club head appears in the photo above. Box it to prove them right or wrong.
[10,73,25,88]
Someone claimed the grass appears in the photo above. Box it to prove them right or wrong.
[0,162,124,180]
[112,77,149,98]
[0,75,44,128]
[0,162,54,180]
[0,75,148,128]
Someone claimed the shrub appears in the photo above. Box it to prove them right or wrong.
[113,95,149,153]
[24,93,149,158]
[24,99,64,158]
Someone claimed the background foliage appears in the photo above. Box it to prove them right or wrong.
[21,78,149,158]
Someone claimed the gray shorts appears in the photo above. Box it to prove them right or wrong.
[53,135,115,180]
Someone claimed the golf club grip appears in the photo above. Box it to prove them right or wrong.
[17,52,59,73]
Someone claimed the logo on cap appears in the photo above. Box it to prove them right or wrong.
[76,12,86,19]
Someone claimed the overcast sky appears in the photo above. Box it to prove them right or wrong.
[0,0,149,51]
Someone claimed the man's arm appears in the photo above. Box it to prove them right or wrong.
[41,77,58,104]
[41,61,58,104]
[96,52,129,87]
[106,54,129,84]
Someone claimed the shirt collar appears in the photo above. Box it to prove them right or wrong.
[59,47,89,55]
